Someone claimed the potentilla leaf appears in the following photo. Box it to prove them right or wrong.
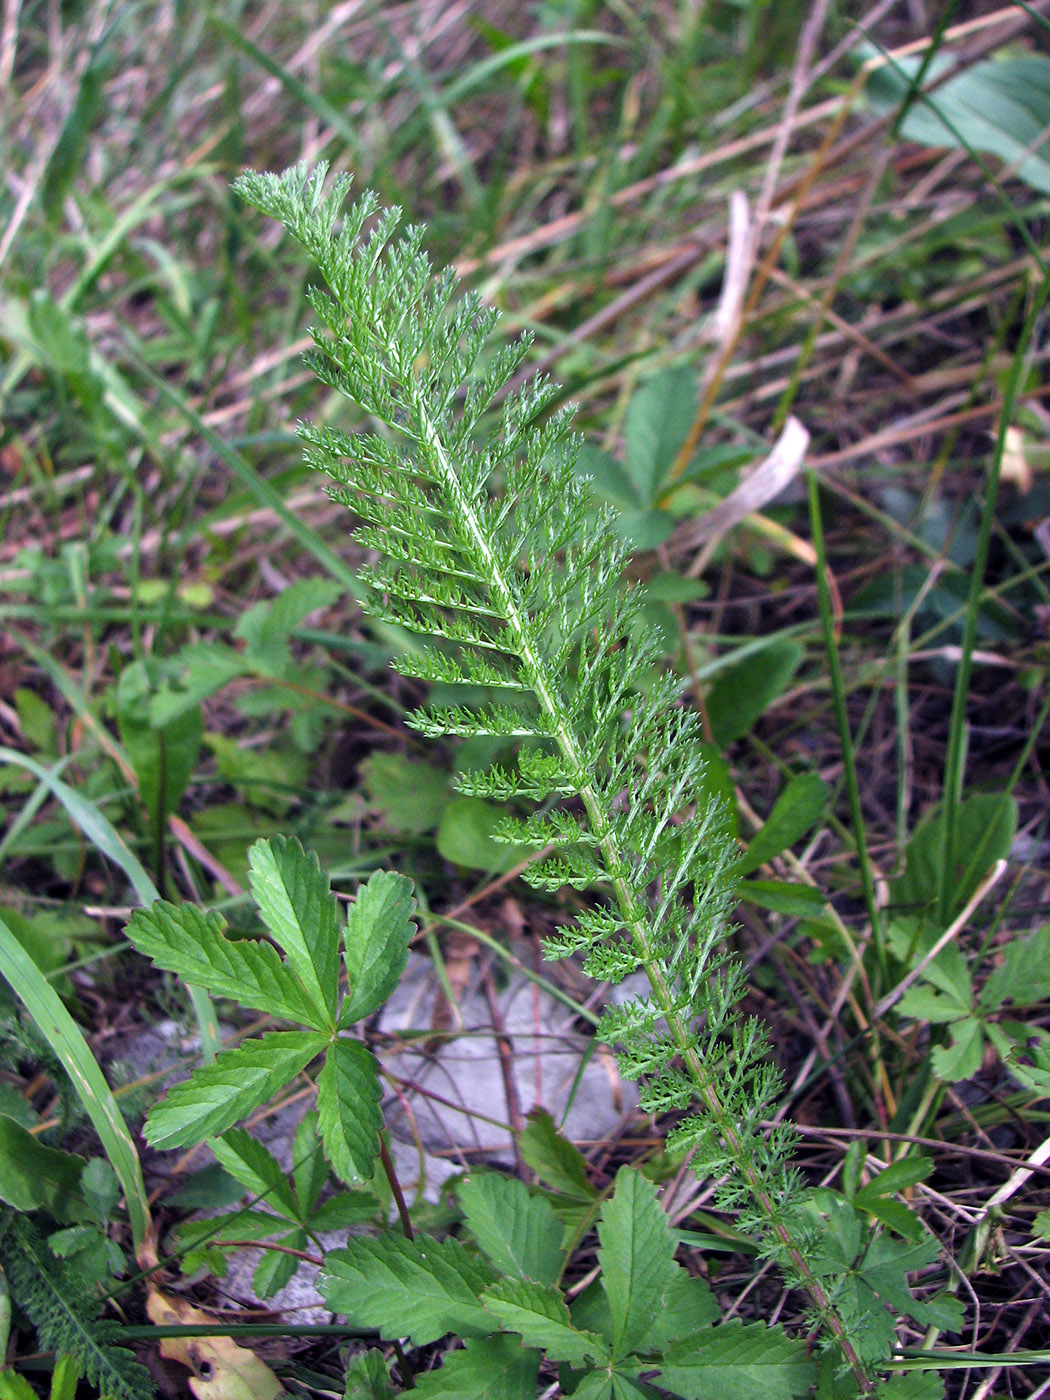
[315,1036,383,1185]
[480,1276,610,1368]
[209,1127,298,1220]
[145,1031,326,1149]
[598,1164,679,1358]
[457,1171,565,1285]
[125,899,327,1028]
[410,1335,541,1400]
[320,1233,497,1344]
[247,836,341,1026]
[339,869,416,1026]
[652,1321,816,1400]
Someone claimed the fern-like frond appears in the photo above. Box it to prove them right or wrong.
[236,164,878,1388]
[0,1212,152,1400]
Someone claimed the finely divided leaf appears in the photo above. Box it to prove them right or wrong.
[145,1031,326,1149]
[598,1164,679,1358]
[340,869,416,1025]
[126,900,326,1028]
[411,1336,540,1400]
[481,1276,610,1368]
[248,836,341,1025]
[209,1127,298,1219]
[653,1321,816,1400]
[315,1036,383,1185]
[320,1233,497,1344]
[457,1171,565,1284]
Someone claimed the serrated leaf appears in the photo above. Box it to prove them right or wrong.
[145,1031,326,1149]
[481,1276,609,1367]
[340,869,416,1025]
[126,899,327,1028]
[897,985,968,1025]
[209,1128,298,1219]
[642,1272,720,1352]
[738,879,827,916]
[411,1335,540,1399]
[248,835,341,1025]
[981,923,1050,1011]
[457,1171,565,1284]
[623,365,697,507]
[519,1108,597,1201]
[316,1037,383,1185]
[236,577,342,675]
[293,1108,328,1216]
[598,1164,679,1357]
[343,1349,395,1400]
[853,1157,931,1205]
[654,1321,816,1400]
[320,1233,497,1343]
[706,641,803,750]
[253,1225,307,1297]
[931,1017,984,1082]
[0,1113,86,1217]
[737,774,829,876]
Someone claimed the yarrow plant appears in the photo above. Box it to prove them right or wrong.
[230,162,882,1388]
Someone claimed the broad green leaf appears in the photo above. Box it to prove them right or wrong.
[339,870,416,1026]
[737,774,829,876]
[117,659,202,831]
[150,642,247,725]
[480,1276,609,1367]
[125,900,327,1028]
[320,1233,497,1344]
[642,1273,720,1352]
[897,986,969,1025]
[569,1377,614,1400]
[860,1233,963,1332]
[852,1157,931,1204]
[236,577,342,675]
[623,365,697,507]
[145,1030,326,1149]
[254,1225,307,1297]
[248,836,341,1025]
[981,923,1050,1011]
[598,1164,679,1358]
[888,793,1016,923]
[437,796,534,873]
[653,1321,816,1400]
[706,641,803,750]
[865,52,1050,196]
[343,1349,395,1400]
[0,1114,86,1218]
[931,1018,984,1082]
[316,1037,383,1185]
[0,914,151,1251]
[360,752,450,835]
[308,1191,381,1230]
[293,1108,328,1216]
[209,1128,298,1219]
[456,1171,565,1284]
[411,1335,540,1399]
[574,440,645,510]
[738,879,827,916]
[519,1108,597,1201]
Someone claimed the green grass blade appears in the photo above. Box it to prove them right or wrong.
[0,915,150,1251]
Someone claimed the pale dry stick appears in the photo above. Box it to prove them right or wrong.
[871,860,1008,1023]
[0,0,20,94]
[704,189,751,347]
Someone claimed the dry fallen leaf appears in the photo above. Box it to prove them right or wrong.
[147,1287,284,1400]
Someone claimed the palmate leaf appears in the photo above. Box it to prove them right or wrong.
[456,1171,565,1285]
[480,1276,610,1368]
[316,1037,383,1184]
[339,869,416,1026]
[320,1233,497,1344]
[125,899,327,1028]
[597,1164,680,1359]
[651,1321,816,1400]
[145,1031,326,1149]
[410,1336,540,1400]
[248,835,342,1025]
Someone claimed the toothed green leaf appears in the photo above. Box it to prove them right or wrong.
[456,1171,565,1284]
[145,1031,326,1149]
[340,869,416,1026]
[248,835,341,1026]
[598,1164,680,1358]
[315,1036,383,1185]
[125,899,326,1027]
